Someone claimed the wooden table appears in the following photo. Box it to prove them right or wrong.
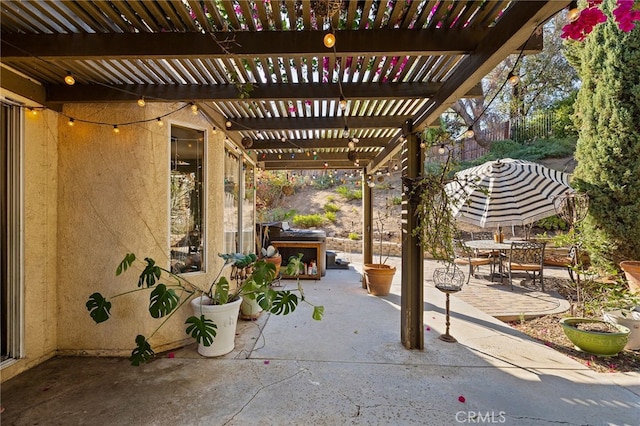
[271,241,324,280]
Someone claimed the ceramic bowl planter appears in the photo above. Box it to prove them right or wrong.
[190,295,243,357]
[363,263,396,296]
[603,308,640,350]
[559,317,630,357]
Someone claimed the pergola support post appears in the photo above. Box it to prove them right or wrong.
[401,120,424,349]
[363,171,373,265]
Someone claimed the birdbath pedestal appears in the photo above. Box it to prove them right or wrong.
[433,265,465,343]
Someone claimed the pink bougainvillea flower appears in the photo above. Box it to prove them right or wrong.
[458,395,466,403]
[264,360,270,365]
[425,326,431,331]
[304,100,312,106]
[168,352,175,359]
[288,105,296,113]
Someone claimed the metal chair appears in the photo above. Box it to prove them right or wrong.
[502,241,546,290]
[453,240,495,280]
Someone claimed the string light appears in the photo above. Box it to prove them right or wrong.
[507,71,520,86]
[137,97,146,107]
[212,126,217,134]
[339,95,347,111]
[190,103,198,114]
[342,125,349,137]
[64,72,75,86]
[438,144,446,154]
[464,126,475,139]
[157,117,164,127]
[113,125,120,133]
[348,139,355,149]
[28,108,38,116]
[323,32,336,48]
[68,118,75,126]
[567,1,580,22]
[225,120,232,128]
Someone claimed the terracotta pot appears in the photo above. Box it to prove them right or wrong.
[620,261,640,294]
[264,254,282,277]
[363,264,396,296]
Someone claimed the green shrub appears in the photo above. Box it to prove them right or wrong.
[293,214,324,228]
[335,186,362,201]
[535,215,568,231]
[324,203,340,213]
[348,232,360,240]
[327,195,336,203]
[391,196,402,206]
[325,211,337,223]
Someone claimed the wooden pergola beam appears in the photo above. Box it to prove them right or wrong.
[0,30,543,59]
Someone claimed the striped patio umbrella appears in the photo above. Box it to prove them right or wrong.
[445,158,574,228]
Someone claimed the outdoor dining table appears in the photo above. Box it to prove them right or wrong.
[463,239,514,280]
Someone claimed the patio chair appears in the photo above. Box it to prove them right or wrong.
[453,240,495,280]
[502,241,546,291]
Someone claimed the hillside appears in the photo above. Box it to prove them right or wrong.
[259,157,576,242]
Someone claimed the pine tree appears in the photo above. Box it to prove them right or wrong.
[566,0,640,269]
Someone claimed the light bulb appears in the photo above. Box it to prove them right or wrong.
[190,103,198,114]
[324,162,328,168]
[348,140,355,150]
[137,97,146,107]
[438,144,445,154]
[225,120,232,128]
[507,72,520,86]
[420,142,426,149]
[29,108,38,116]
[212,127,217,134]
[113,125,120,133]
[464,127,475,139]
[343,125,349,137]
[567,1,580,22]
[339,96,347,110]
[157,117,164,127]
[68,118,75,126]
[64,72,75,85]
[323,32,336,48]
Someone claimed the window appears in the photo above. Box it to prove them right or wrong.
[1,101,23,363]
[223,148,239,254]
[241,162,255,254]
[170,125,205,274]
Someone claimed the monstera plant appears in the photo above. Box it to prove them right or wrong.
[86,252,324,365]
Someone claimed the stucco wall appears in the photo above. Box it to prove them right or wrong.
[2,108,59,382]
[53,103,227,357]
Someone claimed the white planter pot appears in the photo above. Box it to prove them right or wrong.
[603,308,640,350]
[240,295,263,320]
[190,295,242,357]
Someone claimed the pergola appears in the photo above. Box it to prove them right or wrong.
[0,0,569,349]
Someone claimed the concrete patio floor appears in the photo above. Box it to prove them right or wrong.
[1,255,639,425]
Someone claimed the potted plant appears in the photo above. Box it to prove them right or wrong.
[549,220,639,356]
[86,252,324,365]
[362,202,397,296]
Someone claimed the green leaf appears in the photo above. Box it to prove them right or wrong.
[116,253,136,276]
[138,257,161,288]
[86,292,112,323]
[129,335,154,366]
[251,261,275,286]
[257,288,278,311]
[149,284,179,318]
[269,291,298,315]
[185,315,217,346]
[214,277,229,304]
[312,306,325,321]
